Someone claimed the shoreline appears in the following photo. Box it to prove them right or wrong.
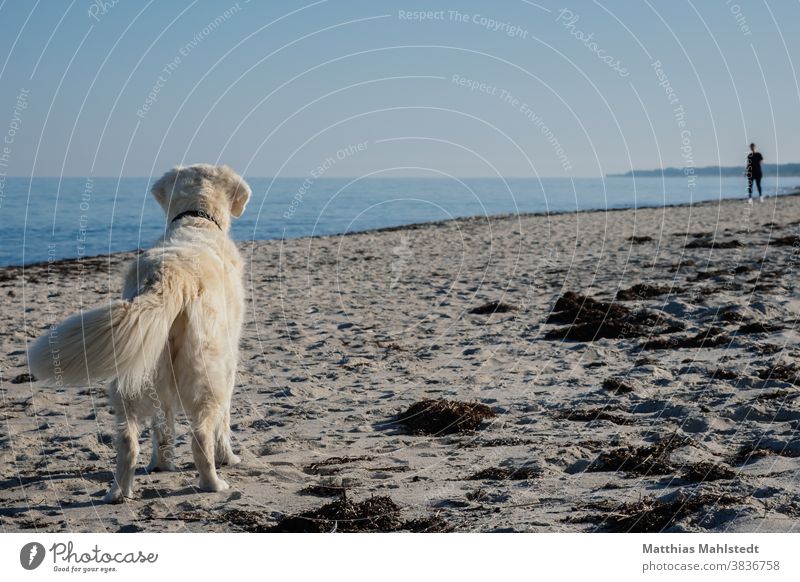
[4,188,800,271]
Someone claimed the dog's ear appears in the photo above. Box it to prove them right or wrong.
[151,167,182,211]
[219,165,251,218]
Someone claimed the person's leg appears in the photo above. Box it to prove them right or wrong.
[747,176,753,197]
[756,176,762,197]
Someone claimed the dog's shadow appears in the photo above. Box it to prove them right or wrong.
[1,482,198,516]
[0,469,112,490]
[0,467,201,511]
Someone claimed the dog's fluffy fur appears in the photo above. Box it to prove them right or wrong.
[28,164,251,502]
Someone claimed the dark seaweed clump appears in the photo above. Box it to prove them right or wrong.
[554,407,633,425]
[271,496,400,532]
[304,455,373,475]
[395,399,495,435]
[270,495,452,532]
[709,368,738,381]
[685,238,743,249]
[469,301,516,315]
[759,364,799,385]
[299,484,349,498]
[716,309,745,323]
[467,466,540,480]
[768,235,800,246]
[10,373,36,384]
[544,291,681,342]
[602,377,635,394]
[681,461,736,483]
[737,322,783,335]
[616,283,674,301]
[731,439,800,466]
[640,328,730,350]
[217,509,272,532]
[471,437,535,447]
[586,435,692,476]
[571,490,743,532]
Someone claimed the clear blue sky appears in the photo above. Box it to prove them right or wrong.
[0,0,798,178]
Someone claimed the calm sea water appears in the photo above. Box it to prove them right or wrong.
[0,175,795,267]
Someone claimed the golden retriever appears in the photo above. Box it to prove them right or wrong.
[29,164,251,502]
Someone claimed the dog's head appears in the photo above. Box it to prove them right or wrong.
[151,164,251,229]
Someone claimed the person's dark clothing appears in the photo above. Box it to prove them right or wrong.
[747,151,763,197]
[747,152,763,177]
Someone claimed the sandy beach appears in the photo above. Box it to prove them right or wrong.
[2,194,799,533]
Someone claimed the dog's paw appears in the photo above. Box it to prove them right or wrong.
[223,453,241,466]
[198,478,230,492]
[103,487,131,504]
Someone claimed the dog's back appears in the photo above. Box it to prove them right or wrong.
[128,220,245,399]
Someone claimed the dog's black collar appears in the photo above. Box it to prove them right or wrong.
[171,209,222,230]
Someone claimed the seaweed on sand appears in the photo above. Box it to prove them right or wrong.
[304,455,373,475]
[471,436,536,447]
[586,435,693,476]
[543,291,681,342]
[615,283,674,301]
[218,509,272,532]
[731,439,800,466]
[602,377,635,394]
[10,373,36,384]
[553,407,634,425]
[737,322,784,335]
[469,301,516,315]
[640,328,730,350]
[768,235,800,246]
[570,490,744,532]
[395,399,495,435]
[299,484,349,498]
[466,466,541,480]
[546,291,630,326]
[758,364,799,385]
[685,238,743,249]
[270,495,452,532]
[680,461,736,483]
[708,368,738,381]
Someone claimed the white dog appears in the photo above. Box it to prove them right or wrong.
[29,164,251,502]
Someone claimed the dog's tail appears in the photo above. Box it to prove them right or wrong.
[28,271,188,396]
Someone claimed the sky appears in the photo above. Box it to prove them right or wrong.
[0,0,798,178]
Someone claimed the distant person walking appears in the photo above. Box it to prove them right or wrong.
[746,143,763,203]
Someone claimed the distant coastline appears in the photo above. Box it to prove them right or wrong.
[608,163,800,178]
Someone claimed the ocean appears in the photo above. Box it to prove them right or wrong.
[0,175,795,267]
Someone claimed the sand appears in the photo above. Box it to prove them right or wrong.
[1,193,799,533]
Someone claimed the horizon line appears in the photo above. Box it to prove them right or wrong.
[7,171,799,180]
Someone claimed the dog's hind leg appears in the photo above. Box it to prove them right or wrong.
[147,404,176,473]
[215,406,240,467]
[190,401,230,492]
[104,383,146,503]
[146,374,176,472]
[214,365,240,467]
